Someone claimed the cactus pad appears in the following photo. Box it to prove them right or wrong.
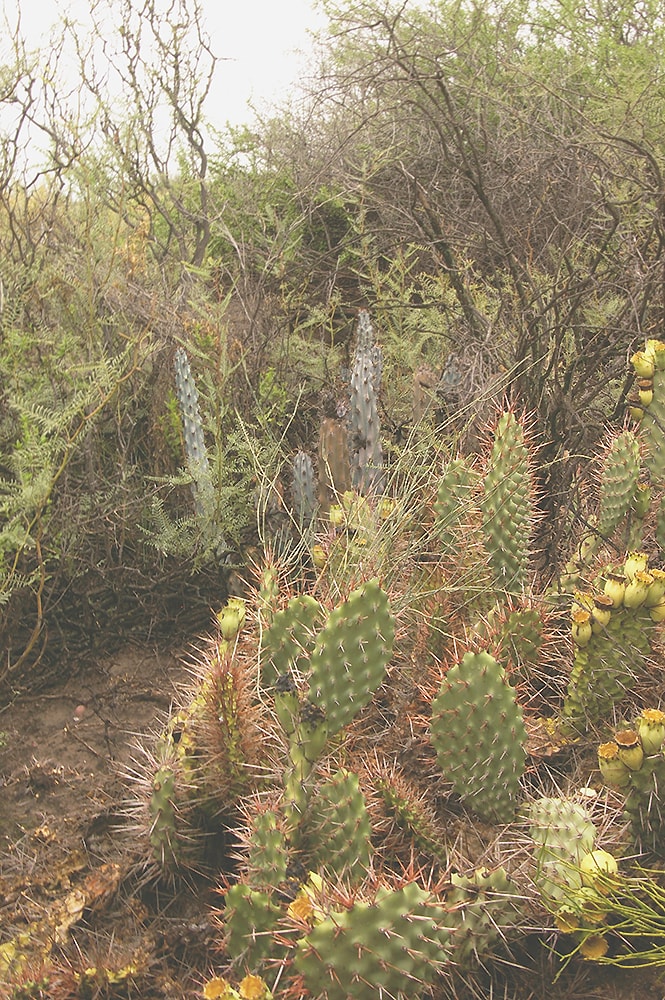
[430,651,526,822]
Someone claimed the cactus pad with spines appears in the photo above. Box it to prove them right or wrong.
[306,579,395,736]
[526,797,597,907]
[430,650,526,822]
[223,884,284,971]
[261,594,324,688]
[294,882,451,1000]
[433,456,478,554]
[444,867,522,968]
[596,429,642,539]
[480,410,534,593]
[564,605,653,726]
[304,769,373,879]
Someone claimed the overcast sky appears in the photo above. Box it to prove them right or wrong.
[5,0,328,131]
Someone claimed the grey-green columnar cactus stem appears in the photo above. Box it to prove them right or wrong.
[173,346,215,518]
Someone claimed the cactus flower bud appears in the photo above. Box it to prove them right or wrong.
[579,849,619,892]
[637,377,654,407]
[627,395,644,422]
[623,570,653,608]
[650,599,665,622]
[624,551,649,581]
[637,709,665,755]
[217,598,246,640]
[644,568,665,607]
[591,593,613,631]
[615,729,644,771]
[631,350,655,378]
[571,608,593,646]
[603,571,626,608]
[645,339,665,371]
[598,741,630,787]
[310,545,327,569]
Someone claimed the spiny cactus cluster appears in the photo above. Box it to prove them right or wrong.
[118,334,665,996]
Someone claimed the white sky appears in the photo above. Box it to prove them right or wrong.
[5,0,328,131]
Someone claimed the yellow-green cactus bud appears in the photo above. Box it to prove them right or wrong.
[598,741,630,788]
[615,729,644,771]
[631,350,655,378]
[624,570,653,609]
[328,505,345,528]
[645,338,665,371]
[637,378,654,407]
[571,608,593,646]
[624,551,649,580]
[637,709,665,755]
[603,571,626,608]
[579,849,619,893]
[591,593,613,630]
[217,598,246,640]
[650,599,665,622]
[628,396,644,422]
[645,569,665,608]
[311,545,327,569]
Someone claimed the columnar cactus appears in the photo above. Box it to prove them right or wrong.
[173,347,215,517]
[349,311,384,495]
[480,410,534,594]
[633,339,665,486]
[430,650,526,822]
[292,449,317,529]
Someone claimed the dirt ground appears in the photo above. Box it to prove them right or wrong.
[0,645,664,1000]
[0,644,222,998]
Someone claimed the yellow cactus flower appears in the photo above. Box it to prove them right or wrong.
[579,933,609,959]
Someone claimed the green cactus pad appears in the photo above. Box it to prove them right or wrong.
[641,360,665,486]
[223,884,284,970]
[245,810,290,889]
[444,867,522,968]
[294,882,451,1000]
[433,456,478,554]
[304,769,373,879]
[262,594,324,688]
[480,411,534,593]
[596,430,642,539]
[430,651,526,822]
[526,797,596,906]
[564,605,654,726]
[306,579,395,736]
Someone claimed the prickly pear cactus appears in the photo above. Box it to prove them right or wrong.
[433,455,478,554]
[598,712,665,854]
[261,594,324,688]
[306,579,395,736]
[635,340,665,486]
[596,429,641,539]
[223,884,285,971]
[304,769,373,878]
[430,651,526,822]
[480,410,534,593]
[443,867,522,968]
[526,797,597,907]
[294,882,451,1000]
